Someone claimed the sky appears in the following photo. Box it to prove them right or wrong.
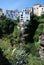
[0,0,44,11]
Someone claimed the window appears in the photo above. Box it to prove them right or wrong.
[21,15,23,16]
[42,8,43,10]
[25,9,26,11]
[25,11,29,14]
[12,15,13,18]
[21,19,23,20]
[10,11,12,13]
[6,11,8,14]
[14,14,15,16]
[21,17,23,18]
[8,14,10,17]
[37,8,38,9]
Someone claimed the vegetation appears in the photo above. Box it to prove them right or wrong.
[0,14,44,65]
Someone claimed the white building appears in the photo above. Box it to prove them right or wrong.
[19,8,32,24]
[6,10,19,20]
[32,4,44,16]
[6,4,44,21]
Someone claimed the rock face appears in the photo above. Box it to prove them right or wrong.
[39,48,44,58]
[39,34,44,58]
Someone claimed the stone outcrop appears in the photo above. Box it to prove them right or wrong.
[39,33,44,58]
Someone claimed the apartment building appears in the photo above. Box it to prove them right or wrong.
[32,4,44,16]
[6,4,44,21]
[6,10,19,20]
[0,8,3,16]
[19,8,32,35]
[19,8,32,24]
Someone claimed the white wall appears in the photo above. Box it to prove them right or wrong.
[19,8,31,24]
[33,4,44,16]
[38,7,44,16]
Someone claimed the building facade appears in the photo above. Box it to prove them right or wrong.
[6,4,44,21]
[32,4,44,16]
[19,8,32,24]
[6,10,19,20]
[6,8,32,23]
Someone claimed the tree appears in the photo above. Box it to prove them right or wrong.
[0,13,6,20]
[0,48,11,65]
[24,13,39,43]
[34,24,43,42]
[0,18,15,37]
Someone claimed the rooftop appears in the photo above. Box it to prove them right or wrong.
[34,4,42,6]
